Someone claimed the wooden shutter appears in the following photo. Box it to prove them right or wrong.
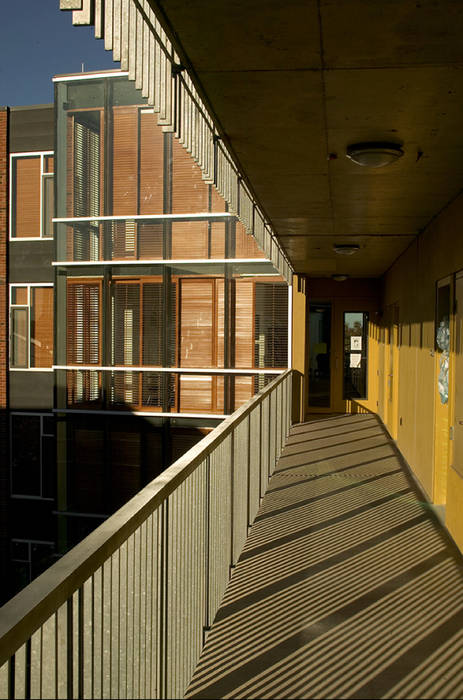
[234,280,254,368]
[139,111,164,214]
[179,279,214,367]
[172,137,209,213]
[142,282,163,365]
[66,282,101,364]
[112,282,140,407]
[171,137,208,255]
[179,278,215,412]
[31,287,53,368]
[254,283,288,368]
[112,107,138,214]
[73,114,101,217]
[13,156,41,238]
[113,282,140,366]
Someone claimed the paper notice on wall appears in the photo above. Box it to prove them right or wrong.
[350,336,362,351]
[350,353,362,368]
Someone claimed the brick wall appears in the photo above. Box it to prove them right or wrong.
[0,107,8,603]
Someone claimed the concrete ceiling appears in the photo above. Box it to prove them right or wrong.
[154,0,463,277]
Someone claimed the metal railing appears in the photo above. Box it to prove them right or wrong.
[0,370,292,699]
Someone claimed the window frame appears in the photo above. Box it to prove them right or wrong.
[9,283,54,370]
[9,151,54,240]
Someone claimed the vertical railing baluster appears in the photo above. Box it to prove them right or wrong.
[66,599,73,700]
[78,588,84,700]
[204,455,211,642]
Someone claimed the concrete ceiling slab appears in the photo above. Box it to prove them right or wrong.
[154,0,463,276]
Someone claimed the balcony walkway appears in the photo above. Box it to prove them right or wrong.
[186,413,463,699]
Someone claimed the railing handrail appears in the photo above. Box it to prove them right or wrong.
[0,369,292,666]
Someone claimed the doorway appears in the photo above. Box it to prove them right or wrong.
[308,303,331,408]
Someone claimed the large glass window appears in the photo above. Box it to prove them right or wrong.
[10,153,54,238]
[10,285,54,368]
[10,413,55,498]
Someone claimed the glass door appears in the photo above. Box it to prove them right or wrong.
[308,303,331,408]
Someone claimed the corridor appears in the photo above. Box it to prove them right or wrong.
[186,413,463,699]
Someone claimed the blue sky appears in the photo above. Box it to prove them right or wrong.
[0,0,120,106]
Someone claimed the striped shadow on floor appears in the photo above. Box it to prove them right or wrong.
[185,413,463,700]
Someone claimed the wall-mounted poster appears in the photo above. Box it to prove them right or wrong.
[350,353,362,368]
[350,336,362,351]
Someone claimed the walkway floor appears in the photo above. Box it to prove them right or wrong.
[186,413,463,699]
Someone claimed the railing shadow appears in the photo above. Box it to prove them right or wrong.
[186,413,463,700]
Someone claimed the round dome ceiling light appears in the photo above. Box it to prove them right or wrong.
[333,243,360,255]
[332,274,349,282]
[346,142,404,168]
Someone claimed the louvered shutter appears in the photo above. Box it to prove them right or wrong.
[139,111,164,214]
[254,283,288,368]
[66,281,101,405]
[142,283,163,365]
[112,282,140,407]
[179,279,214,412]
[73,116,101,217]
[234,280,254,368]
[171,137,209,257]
[67,282,101,365]
[73,114,101,260]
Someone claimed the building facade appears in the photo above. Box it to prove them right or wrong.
[1,73,289,598]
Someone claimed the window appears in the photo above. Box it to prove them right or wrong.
[10,413,55,498]
[10,152,54,239]
[10,285,54,368]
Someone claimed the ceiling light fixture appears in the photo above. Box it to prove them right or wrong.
[333,243,360,255]
[346,142,404,168]
[332,274,349,282]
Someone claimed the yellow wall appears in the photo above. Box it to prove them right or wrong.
[291,274,307,423]
[380,190,463,549]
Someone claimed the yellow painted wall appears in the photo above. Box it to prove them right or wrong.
[380,190,463,549]
[291,274,307,423]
